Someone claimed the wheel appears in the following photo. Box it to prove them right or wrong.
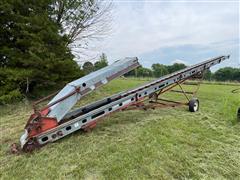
[189,98,199,112]
[237,107,240,122]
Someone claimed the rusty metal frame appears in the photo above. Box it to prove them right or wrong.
[125,74,204,111]
[16,55,229,152]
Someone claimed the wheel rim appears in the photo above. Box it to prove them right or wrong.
[193,102,198,111]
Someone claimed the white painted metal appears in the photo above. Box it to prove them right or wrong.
[193,102,198,112]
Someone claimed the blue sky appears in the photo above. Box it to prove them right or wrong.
[94,0,239,71]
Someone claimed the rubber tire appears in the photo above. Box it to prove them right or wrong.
[189,98,199,112]
[237,107,240,122]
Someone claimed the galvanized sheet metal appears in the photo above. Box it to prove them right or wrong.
[47,57,139,121]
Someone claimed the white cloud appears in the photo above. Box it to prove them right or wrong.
[171,59,189,65]
[79,1,239,67]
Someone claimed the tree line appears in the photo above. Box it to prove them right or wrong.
[0,0,111,104]
[125,63,187,77]
[0,1,238,104]
[82,53,108,74]
[125,63,240,82]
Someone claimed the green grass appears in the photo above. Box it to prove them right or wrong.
[0,78,240,179]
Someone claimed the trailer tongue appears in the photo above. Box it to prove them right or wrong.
[19,55,230,152]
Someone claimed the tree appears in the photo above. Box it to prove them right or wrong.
[0,0,82,103]
[94,53,108,70]
[214,67,240,81]
[82,61,94,74]
[167,63,186,74]
[52,0,112,58]
[232,68,240,81]
[152,64,169,77]
[203,69,212,80]
[124,69,136,77]
[136,67,153,77]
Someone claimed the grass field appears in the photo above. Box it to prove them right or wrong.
[0,78,240,179]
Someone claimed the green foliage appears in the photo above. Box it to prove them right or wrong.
[152,64,169,77]
[82,61,94,74]
[136,67,153,77]
[203,69,212,80]
[151,63,187,78]
[94,53,108,71]
[126,63,187,78]
[0,89,23,104]
[0,0,83,103]
[126,62,239,83]
[125,66,153,77]
[214,67,240,82]
[0,68,32,94]
[166,63,187,74]
[82,53,108,75]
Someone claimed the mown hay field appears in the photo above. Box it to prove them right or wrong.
[0,78,240,179]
